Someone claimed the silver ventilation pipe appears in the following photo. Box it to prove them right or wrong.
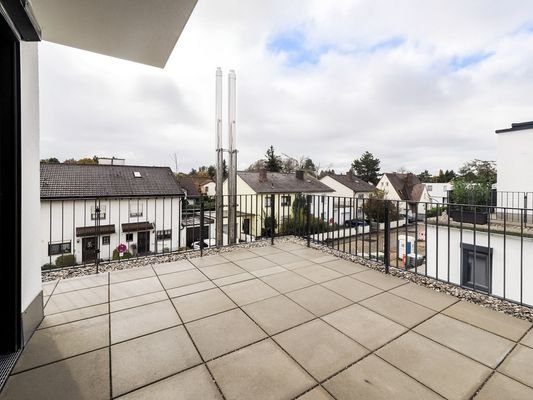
[227,70,237,245]
[215,67,224,246]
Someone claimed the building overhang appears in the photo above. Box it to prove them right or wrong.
[30,0,197,67]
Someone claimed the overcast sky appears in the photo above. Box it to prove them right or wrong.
[39,0,533,175]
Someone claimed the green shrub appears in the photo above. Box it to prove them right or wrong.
[426,206,447,218]
[55,254,76,268]
[41,263,55,271]
[112,249,133,260]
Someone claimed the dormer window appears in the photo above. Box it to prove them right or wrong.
[133,171,142,178]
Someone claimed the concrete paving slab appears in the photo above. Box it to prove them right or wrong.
[265,252,306,266]
[274,319,368,381]
[208,339,315,400]
[42,280,58,297]
[293,265,343,283]
[498,344,533,388]
[248,246,285,256]
[158,269,208,290]
[296,387,335,400]
[444,300,532,341]
[111,326,201,397]
[251,265,288,277]
[117,365,223,399]
[110,290,167,312]
[520,329,533,349]
[323,304,406,350]
[153,260,195,275]
[212,272,255,287]
[45,285,108,315]
[233,257,278,272]
[111,300,181,344]
[324,354,442,400]
[320,259,367,275]
[109,266,155,284]
[40,303,108,329]
[287,285,352,316]
[199,262,246,279]
[166,280,215,298]
[188,254,229,267]
[109,276,163,302]
[222,249,258,262]
[360,292,437,328]
[14,314,109,373]
[414,314,514,368]
[389,282,459,311]
[243,295,315,335]
[260,271,314,293]
[0,349,110,400]
[351,269,407,290]
[474,372,533,400]
[322,276,383,302]
[291,248,326,260]
[172,288,236,323]
[221,279,279,306]
[377,331,491,400]
[54,273,108,293]
[187,308,266,360]
[283,260,318,270]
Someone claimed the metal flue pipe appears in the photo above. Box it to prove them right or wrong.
[228,69,237,244]
[215,67,224,246]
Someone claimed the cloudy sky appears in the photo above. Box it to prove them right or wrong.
[39,0,533,175]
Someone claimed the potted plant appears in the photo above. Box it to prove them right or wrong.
[449,179,491,224]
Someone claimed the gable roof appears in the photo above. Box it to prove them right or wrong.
[324,173,375,193]
[40,164,183,199]
[384,173,425,202]
[178,175,214,196]
[238,171,334,194]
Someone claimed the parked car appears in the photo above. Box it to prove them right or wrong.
[191,238,216,250]
[344,219,369,227]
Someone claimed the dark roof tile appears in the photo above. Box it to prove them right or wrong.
[238,171,334,194]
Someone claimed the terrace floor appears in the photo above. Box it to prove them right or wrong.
[2,242,533,399]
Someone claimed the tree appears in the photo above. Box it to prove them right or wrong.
[40,157,60,164]
[417,170,432,183]
[458,160,496,185]
[207,165,216,179]
[302,158,317,175]
[77,157,98,165]
[351,151,381,185]
[264,145,282,172]
[362,191,399,222]
[434,169,456,183]
[318,169,335,179]
[246,159,265,172]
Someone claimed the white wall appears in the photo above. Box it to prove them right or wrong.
[426,225,533,306]
[426,183,452,203]
[497,129,533,195]
[20,42,41,312]
[41,197,183,266]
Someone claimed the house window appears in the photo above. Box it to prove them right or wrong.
[48,241,71,256]
[91,205,106,220]
[427,185,433,191]
[102,236,110,245]
[130,202,143,217]
[156,229,172,241]
[357,193,365,199]
[281,195,291,206]
[461,243,492,293]
[126,233,133,242]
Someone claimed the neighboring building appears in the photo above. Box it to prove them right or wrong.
[377,173,431,217]
[426,182,453,204]
[40,164,185,266]
[223,170,334,239]
[178,175,216,198]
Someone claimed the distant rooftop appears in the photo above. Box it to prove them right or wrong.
[495,120,533,134]
[238,171,334,194]
[324,173,376,193]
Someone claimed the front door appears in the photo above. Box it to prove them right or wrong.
[82,237,97,262]
[138,231,150,254]
[243,218,250,235]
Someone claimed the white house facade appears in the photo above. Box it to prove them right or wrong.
[377,173,431,217]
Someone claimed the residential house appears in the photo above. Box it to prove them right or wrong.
[178,175,216,199]
[426,182,453,204]
[40,164,186,266]
[377,173,431,218]
[319,173,376,224]
[223,170,334,239]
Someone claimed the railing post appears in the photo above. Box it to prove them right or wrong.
[271,194,275,245]
[199,199,205,257]
[524,193,528,224]
[384,200,390,274]
[306,195,312,247]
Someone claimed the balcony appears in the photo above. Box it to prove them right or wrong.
[2,239,533,399]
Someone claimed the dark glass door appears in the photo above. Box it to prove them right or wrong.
[137,231,150,254]
[82,237,97,263]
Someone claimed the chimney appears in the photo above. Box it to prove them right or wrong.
[295,170,304,180]
[259,168,267,182]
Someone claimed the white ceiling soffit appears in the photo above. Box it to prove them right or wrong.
[30,0,197,68]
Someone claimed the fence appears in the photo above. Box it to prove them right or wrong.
[42,193,533,307]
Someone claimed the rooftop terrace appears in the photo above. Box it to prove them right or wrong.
[2,241,533,399]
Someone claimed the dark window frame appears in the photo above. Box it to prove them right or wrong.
[281,195,291,207]
[48,241,72,256]
[125,233,134,242]
[460,243,492,293]
[102,235,110,245]
[156,229,172,241]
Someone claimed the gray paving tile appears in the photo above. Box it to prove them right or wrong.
[323,304,406,350]
[189,254,228,267]
[14,315,109,373]
[187,309,266,360]
[221,279,279,306]
[474,372,533,400]
[248,246,285,256]
[54,273,108,294]
[222,248,258,262]
[313,255,339,263]
[110,266,155,283]
[0,349,109,400]
[360,292,437,328]
[274,319,368,381]
[415,314,514,368]
[199,262,246,279]
[117,365,223,399]
[296,387,335,400]
[153,259,195,275]
[233,256,277,272]
[167,280,216,298]
[110,276,163,302]
[158,269,208,290]
[351,269,407,290]
[287,285,352,316]
[377,331,491,400]
[110,291,168,312]
[275,242,307,251]
[320,259,367,275]
[208,339,315,400]
[213,272,255,287]
[289,248,325,260]
[283,260,317,270]
[324,354,442,400]
[322,276,382,302]
[111,300,181,344]
[243,295,315,335]
[260,271,314,293]
[294,265,343,283]
[521,329,533,348]
[444,300,532,341]
[389,282,459,311]
[45,285,108,315]
[42,280,58,297]
[498,344,533,388]
[266,252,306,266]
[111,326,201,397]
[172,288,236,322]
[251,265,288,277]
[40,303,108,329]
